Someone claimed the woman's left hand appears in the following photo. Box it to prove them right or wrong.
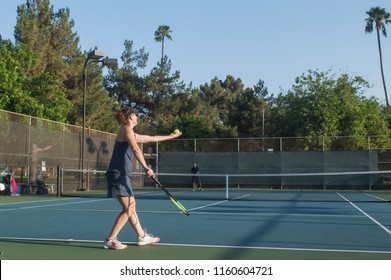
[171,131,183,138]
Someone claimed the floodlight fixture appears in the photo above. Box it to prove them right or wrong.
[102,58,118,66]
[87,49,105,60]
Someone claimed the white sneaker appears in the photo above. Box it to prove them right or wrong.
[137,229,160,246]
[103,238,128,250]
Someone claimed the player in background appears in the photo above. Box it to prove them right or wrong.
[191,162,203,191]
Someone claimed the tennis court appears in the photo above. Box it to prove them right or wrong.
[1,187,391,260]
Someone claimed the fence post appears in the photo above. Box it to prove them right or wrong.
[156,142,159,175]
[56,165,61,197]
[194,139,197,152]
[280,137,283,152]
[225,174,229,200]
[27,116,32,184]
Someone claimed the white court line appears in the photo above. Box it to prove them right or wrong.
[1,236,390,255]
[0,198,78,206]
[21,207,361,219]
[136,191,165,197]
[0,198,111,211]
[188,200,229,211]
[0,198,75,212]
[188,211,361,218]
[187,194,252,212]
[338,192,391,236]
[158,242,391,255]
[363,192,387,201]
[231,194,252,200]
[0,208,19,212]
[19,198,110,209]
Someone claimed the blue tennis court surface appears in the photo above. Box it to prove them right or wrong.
[1,190,391,258]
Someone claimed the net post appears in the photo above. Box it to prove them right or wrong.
[225,174,229,199]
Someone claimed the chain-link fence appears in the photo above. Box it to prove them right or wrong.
[154,135,391,153]
[0,110,116,188]
[1,109,391,190]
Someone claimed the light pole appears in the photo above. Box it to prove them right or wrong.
[81,50,117,190]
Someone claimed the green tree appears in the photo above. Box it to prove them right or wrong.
[13,0,81,121]
[0,39,26,111]
[157,86,218,138]
[154,25,172,65]
[365,6,391,107]
[199,76,237,126]
[105,40,150,112]
[14,0,118,130]
[231,84,268,137]
[106,39,185,134]
[171,112,215,138]
[145,58,183,130]
[0,36,71,121]
[268,70,390,150]
[199,75,257,137]
[23,72,71,120]
[15,0,81,78]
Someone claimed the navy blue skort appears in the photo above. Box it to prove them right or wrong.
[106,172,133,198]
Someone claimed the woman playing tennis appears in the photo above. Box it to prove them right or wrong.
[103,106,182,250]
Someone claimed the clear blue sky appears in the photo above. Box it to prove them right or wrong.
[1,0,391,103]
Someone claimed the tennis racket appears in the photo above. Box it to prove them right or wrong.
[151,177,189,216]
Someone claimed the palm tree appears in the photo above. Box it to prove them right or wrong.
[154,25,172,65]
[365,6,391,107]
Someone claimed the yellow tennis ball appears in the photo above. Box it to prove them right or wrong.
[173,129,180,134]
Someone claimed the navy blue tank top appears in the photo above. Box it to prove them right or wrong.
[106,140,133,177]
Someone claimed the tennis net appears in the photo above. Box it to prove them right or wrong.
[58,168,391,200]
